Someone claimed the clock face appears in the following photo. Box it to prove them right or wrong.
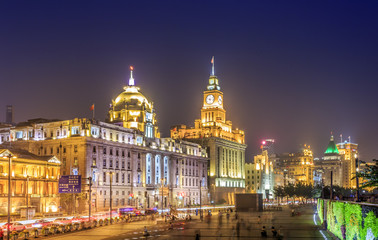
[206,94,214,104]
[218,96,222,105]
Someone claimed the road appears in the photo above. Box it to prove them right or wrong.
[42,205,334,240]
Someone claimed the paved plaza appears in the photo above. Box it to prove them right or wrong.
[42,205,334,240]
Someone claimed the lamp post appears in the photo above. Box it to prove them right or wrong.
[4,153,16,240]
[26,176,29,220]
[160,178,165,214]
[199,180,202,220]
[108,172,114,222]
[355,156,360,202]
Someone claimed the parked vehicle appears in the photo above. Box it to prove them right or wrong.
[32,219,52,229]
[53,217,73,225]
[2,222,26,232]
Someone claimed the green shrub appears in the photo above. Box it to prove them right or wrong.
[361,211,378,240]
[344,202,362,240]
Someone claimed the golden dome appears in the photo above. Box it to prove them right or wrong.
[112,86,153,111]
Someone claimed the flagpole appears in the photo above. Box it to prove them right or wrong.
[92,104,95,120]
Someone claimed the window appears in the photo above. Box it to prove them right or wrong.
[103,173,106,183]
[127,161,130,170]
[122,174,125,183]
[116,150,119,156]
[116,160,119,168]
[63,147,66,153]
[137,153,140,159]
[74,145,78,153]
[71,126,80,135]
[109,159,113,168]
[128,152,130,158]
[92,158,96,167]
[74,157,78,166]
[50,148,53,154]
[103,148,107,154]
[110,149,113,155]
[56,147,60,154]
[103,159,106,167]
[116,173,119,183]
[93,146,96,153]
[122,161,125,169]
[122,151,125,157]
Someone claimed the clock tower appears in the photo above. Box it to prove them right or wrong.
[170,57,247,205]
[201,73,226,123]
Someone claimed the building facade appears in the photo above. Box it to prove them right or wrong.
[245,150,274,199]
[336,140,358,188]
[314,135,343,187]
[274,145,314,185]
[1,68,209,213]
[0,148,60,215]
[171,59,246,204]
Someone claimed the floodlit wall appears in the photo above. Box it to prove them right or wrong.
[317,198,378,240]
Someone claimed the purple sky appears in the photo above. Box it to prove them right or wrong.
[1,1,378,161]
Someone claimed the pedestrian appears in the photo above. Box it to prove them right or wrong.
[231,226,236,240]
[236,220,240,238]
[143,226,149,237]
[257,215,261,224]
[261,226,267,237]
[271,226,277,237]
[195,230,201,240]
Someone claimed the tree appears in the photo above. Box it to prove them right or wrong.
[353,159,378,189]
[273,186,285,203]
[284,183,295,203]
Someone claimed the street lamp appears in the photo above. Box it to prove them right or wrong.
[199,180,202,220]
[107,172,114,223]
[160,178,165,214]
[355,156,361,202]
[26,175,29,220]
[4,153,16,240]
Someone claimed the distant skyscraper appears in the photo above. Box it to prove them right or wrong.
[261,139,275,156]
[336,137,358,188]
[5,105,14,124]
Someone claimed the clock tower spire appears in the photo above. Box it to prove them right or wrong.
[201,56,225,124]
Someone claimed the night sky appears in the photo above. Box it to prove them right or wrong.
[1,1,378,161]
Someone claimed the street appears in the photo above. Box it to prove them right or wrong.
[39,204,334,240]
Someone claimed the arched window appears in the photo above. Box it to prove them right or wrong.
[163,156,169,185]
[155,155,161,184]
[146,154,152,184]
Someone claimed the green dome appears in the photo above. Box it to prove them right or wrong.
[324,135,340,155]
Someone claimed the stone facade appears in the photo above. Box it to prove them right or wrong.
[0,148,60,215]
[171,61,246,205]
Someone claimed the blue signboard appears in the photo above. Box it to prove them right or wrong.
[59,175,82,193]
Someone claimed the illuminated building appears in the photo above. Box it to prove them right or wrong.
[1,67,208,212]
[107,66,160,138]
[245,150,274,199]
[336,137,358,188]
[171,58,246,204]
[274,145,314,185]
[0,148,60,214]
[261,139,276,156]
[314,135,343,187]
[6,105,14,125]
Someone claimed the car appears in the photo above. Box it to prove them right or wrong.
[32,219,52,229]
[52,217,73,225]
[72,216,89,223]
[2,222,26,232]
